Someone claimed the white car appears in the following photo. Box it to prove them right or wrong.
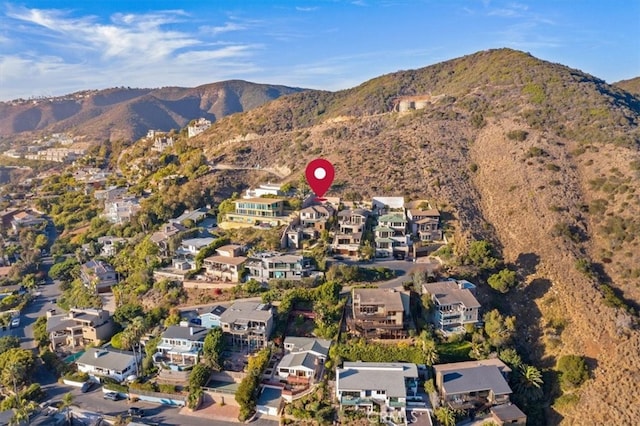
[10,317,20,328]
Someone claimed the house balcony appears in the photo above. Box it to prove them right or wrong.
[341,396,374,406]
[388,398,406,408]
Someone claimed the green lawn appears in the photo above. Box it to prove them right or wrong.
[438,341,473,363]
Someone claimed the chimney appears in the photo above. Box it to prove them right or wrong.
[189,327,194,336]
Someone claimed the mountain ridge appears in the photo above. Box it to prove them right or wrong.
[0,80,306,142]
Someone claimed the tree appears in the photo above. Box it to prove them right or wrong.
[33,316,50,348]
[9,397,38,426]
[434,407,456,426]
[189,364,212,388]
[113,303,144,326]
[514,364,544,401]
[466,240,501,269]
[418,331,439,365]
[0,349,36,389]
[498,348,523,369]
[203,328,225,370]
[557,355,589,388]
[60,392,74,425]
[487,269,517,293]
[0,336,20,353]
[483,310,516,349]
[358,240,375,261]
[34,234,49,251]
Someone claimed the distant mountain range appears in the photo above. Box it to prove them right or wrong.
[0,80,305,142]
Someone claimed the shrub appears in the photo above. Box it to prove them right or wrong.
[506,130,528,141]
[63,371,89,383]
[526,146,547,158]
[487,269,517,293]
[557,355,589,389]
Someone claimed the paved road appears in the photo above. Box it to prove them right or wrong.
[17,258,62,350]
[68,386,277,426]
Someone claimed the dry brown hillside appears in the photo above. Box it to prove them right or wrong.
[0,80,304,143]
[614,76,640,96]
[185,49,640,424]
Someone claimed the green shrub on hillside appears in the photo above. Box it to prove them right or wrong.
[557,355,589,389]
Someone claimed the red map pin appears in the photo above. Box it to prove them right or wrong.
[305,158,334,201]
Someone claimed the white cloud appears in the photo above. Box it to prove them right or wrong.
[0,6,265,100]
[295,7,319,12]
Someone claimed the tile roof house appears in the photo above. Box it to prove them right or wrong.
[46,308,114,350]
[80,260,118,293]
[350,288,409,338]
[433,359,514,410]
[76,348,139,382]
[336,362,419,424]
[219,302,274,352]
[155,325,209,366]
[422,280,480,334]
[277,337,332,385]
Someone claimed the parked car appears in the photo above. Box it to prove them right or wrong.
[103,392,120,401]
[10,317,20,328]
[80,381,95,393]
[128,407,144,417]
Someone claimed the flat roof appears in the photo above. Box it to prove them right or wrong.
[353,288,404,311]
[491,403,527,421]
[237,197,284,204]
[161,325,208,341]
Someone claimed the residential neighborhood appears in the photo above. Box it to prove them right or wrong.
[0,116,561,426]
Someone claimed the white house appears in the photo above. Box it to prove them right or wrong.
[75,348,139,382]
[423,280,481,334]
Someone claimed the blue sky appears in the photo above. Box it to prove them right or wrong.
[1,0,639,101]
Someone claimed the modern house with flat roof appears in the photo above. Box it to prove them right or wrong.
[76,348,139,382]
[350,288,408,338]
[245,252,312,283]
[226,198,291,226]
[423,280,480,334]
[219,302,274,351]
[433,359,514,410]
[336,361,419,424]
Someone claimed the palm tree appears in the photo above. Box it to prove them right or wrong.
[514,364,544,401]
[122,316,146,377]
[418,330,439,365]
[434,406,456,426]
[10,397,38,425]
[60,392,74,425]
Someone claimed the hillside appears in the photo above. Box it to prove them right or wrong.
[186,48,640,424]
[614,76,640,96]
[0,80,305,142]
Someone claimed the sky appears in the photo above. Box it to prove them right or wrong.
[1,0,639,101]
